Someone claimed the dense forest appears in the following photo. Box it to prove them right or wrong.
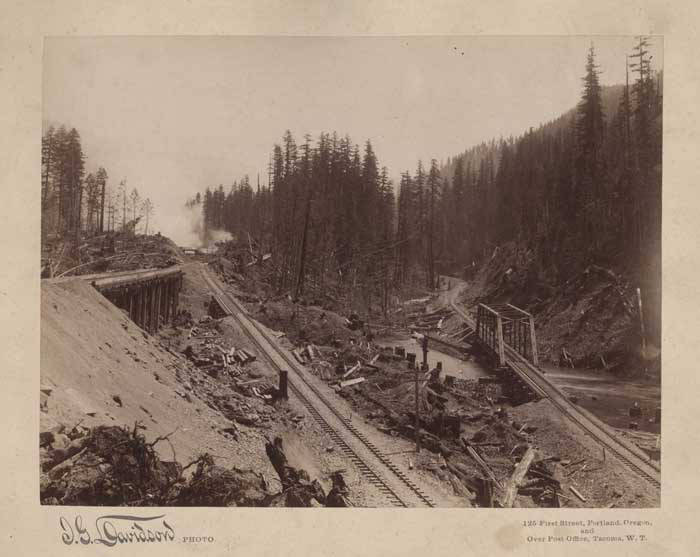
[41,125,154,241]
[196,39,662,341]
[191,132,396,312]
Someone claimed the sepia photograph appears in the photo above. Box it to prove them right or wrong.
[39,36,662,509]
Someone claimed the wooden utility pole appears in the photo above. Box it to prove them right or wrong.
[414,358,420,454]
[278,369,288,399]
[414,335,429,453]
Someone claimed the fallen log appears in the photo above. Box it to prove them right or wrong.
[340,377,365,388]
[265,436,304,488]
[501,446,537,507]
[292,349,306,365]
[445,462,480,495]
[464,444,503,489]
[264,436,326,507]
[566,461,587,477]
[342,361,361,379]
[570,485,587,503]
[240,349,256,361]
[449,325,471,338]
[448,473,473,498]
[527,468,560,487]
[237,378,265,386]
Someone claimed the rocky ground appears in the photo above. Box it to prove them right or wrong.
[456,241,660,380]
[208,246,660,508]
[40,234,660,508]
[40,270,367,507]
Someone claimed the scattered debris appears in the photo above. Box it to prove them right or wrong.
[339,377,366,389]
[569,485,587,503]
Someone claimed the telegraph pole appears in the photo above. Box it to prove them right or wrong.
[415,335,429,453]
[414,357,420,454]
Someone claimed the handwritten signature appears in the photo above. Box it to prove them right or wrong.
[59,514,175,547]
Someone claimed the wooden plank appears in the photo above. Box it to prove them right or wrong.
[501,446,537,507]
[238,378,265,386]
[291,349,306,365]
[240,348,256,361]
[570,486,587,502]
[458,330,474,341]
[465,445,503,490]
[342,361,361,379]
[340,377,365,388]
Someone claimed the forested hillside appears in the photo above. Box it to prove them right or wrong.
[41,125,155,241]
[192,132,396,312]
[430,42,662,347]
[196,39,662,360]
[41,124,156,276]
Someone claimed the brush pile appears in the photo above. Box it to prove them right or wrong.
[43,232,181,279]
[41,425,350,507]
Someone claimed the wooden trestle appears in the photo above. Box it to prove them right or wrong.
[90,267,184,333]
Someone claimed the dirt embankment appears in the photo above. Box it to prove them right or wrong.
[41,236,659,508]
[211,258,658,508]
[40,272,359,507]
[457,241,659,378]
[287,340,658,508]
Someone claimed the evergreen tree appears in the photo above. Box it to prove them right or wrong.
[575,43,605,251]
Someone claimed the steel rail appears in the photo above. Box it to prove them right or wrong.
[450,300,661,489]
[201,267,435,507]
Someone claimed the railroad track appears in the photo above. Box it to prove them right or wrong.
[449,299,661,489]
[201,267,435,508]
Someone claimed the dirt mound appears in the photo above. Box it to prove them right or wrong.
[174,458,269,507]
[43,232,182,279]
[41,425,346,507]
[535,266,639,368]
[41,271,358,507]
[40,275,298,492]
[40,423,270,507]
[459,241,650,371]
[253,300,361,346]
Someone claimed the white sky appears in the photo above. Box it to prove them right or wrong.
[43,36,662,235]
